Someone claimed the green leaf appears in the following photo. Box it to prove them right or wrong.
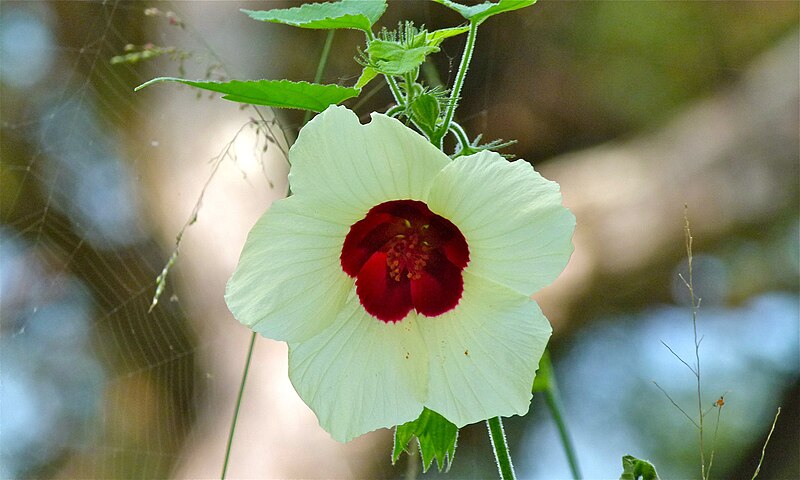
[426,26,471,46]
[354,66,379,89]
[433,0,536,25]
[242,0,387,32]
[393,408,458,472]
[410,93,440,137]
[366,39,439,76]
[135,78,359,112]
[620,455,660,480]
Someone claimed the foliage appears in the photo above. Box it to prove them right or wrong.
[433,0,536,25]
[393,408,459,472]
[242,0,387,32]
[134,0,529,158]
[619,455,660,480]
[135,78,360,111]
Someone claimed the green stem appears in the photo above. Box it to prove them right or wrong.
[448,121,471,154]
[541,354,582,479]
[386,105,405,118]
[436,20,478,148]
[487,417,515,480]
[303,29,336,125]
[221,331,257,480]
[386,74,406,107]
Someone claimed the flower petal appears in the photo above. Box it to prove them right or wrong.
[410,253,464,317]
[340,211,395,277]
[427,151,575,295]
[420,271,551,427]
[288,106,449,220]
[225,195,352,342]
[355,251,413,323]
[288,291,427,442]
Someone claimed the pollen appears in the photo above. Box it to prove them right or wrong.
[385,233,430,282]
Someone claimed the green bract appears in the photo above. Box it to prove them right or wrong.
[393,408,458,472]
[364,24,470,78]
[410,93,441,138]
[366,39,439,76]
[242,0,387,32]
[620,455,660,480]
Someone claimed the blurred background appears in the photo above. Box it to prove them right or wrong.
[1,1,798,478]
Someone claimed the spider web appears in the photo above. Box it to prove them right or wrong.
[2,2,448,478]
[3,1,798,479]
[1,2,294,478]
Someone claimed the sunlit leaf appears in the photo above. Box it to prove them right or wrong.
[426,26,471,46]
[242,0,387,32]
[433,0,536,25]
[354,66,379,89]
[620,455,660,480]
[393,408,458,472]
[135,78,359,112]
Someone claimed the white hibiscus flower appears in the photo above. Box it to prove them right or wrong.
[225,105,574,442]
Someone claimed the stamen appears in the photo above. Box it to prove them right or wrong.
[341,199,469,322]
[385,233,430,282]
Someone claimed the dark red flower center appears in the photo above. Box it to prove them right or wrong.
[341,199,469,323]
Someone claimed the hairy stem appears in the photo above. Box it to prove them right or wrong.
[436,20,478,148]
[448,121,471,155]
[487,417,516,480]
[385,74,405,106]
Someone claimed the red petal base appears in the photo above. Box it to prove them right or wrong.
[341,200,469,323]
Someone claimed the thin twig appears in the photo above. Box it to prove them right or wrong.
[149,120,261,312]
[653,381,701,429]
[751,407,781,480]
[705,397,725,478]
[173,2,290,159]
[684,208,707,480]
[660,340,697,376]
